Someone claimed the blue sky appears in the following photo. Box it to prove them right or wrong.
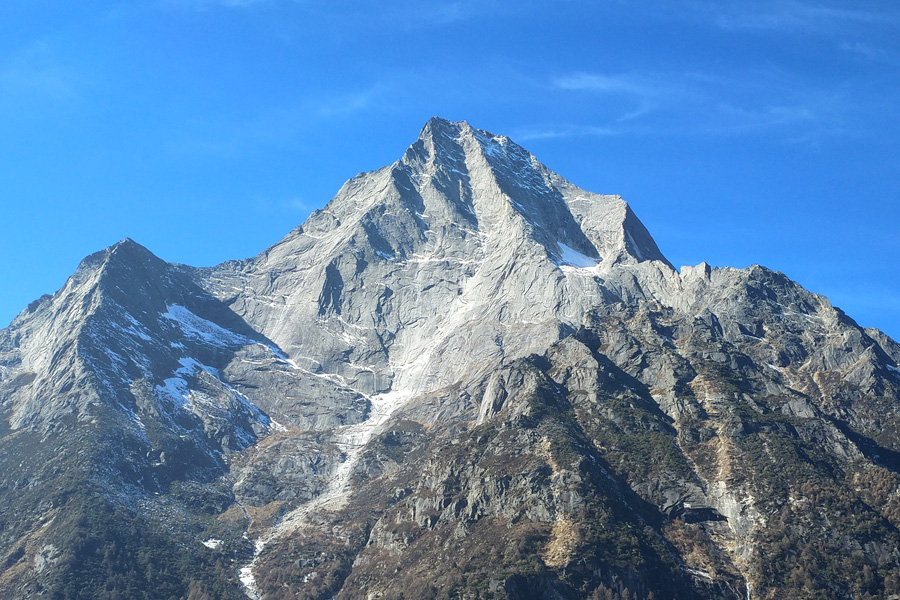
[2,1,899,339]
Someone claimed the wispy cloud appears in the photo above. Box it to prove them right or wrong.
[0,40,80,106]
[250,196,312,214]
[553,72,651,95]
[400,2,472,25]
[315,85,387,118]
[550,72,670,126]
[546,66,854,142]
[383,0,540,27]
[155,0,270,11]
[838,40,897,63]
[693,0,900,34]
[285,198,310,211]
[514,125,620,142]
[168,82,396,159]
[156,0,497,25]
[704,103,817,135]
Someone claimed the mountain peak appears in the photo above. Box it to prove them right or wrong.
[419,116,469,136]
[111,236,142,250]
[74,237,159,274]
[51,237,167,306]
[281,118,670,276]
[416,116,513,157]
[420,116,509,142]
[106,237,159,263]
[401,118,669,269]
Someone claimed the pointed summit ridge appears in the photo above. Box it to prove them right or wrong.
[418,115,470,137]
[197,119,678,401]
[396,117,669,269]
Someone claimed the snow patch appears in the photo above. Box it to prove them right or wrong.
[288,389,410,520]
[156,376,189,407]
[239,565,259,599]
[110,320,152,343]
[160,304,249,347]
[556,242,599,269]
[177,356,213,376]
[202,539,222,549]
[476,132,507,157]
[155,356,271,436]
[237,389,413,598]
[686,567,713,580]
[239,537,268,599]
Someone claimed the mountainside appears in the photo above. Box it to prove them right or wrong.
[2,117,900,600]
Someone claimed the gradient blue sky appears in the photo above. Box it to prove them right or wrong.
[2,1,899,339]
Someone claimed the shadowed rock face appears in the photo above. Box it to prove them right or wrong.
[2,118,900,600]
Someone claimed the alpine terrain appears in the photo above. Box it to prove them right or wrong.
[2,118,900,600]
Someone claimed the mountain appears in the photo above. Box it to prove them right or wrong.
[2,117,900,600]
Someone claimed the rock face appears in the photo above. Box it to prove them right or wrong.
[2,118,900,600]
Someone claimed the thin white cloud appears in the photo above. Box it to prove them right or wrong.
[699,0,900,34]
[548,66,853,141]
[0,41,79,104]
[286,198,310,211]
[157,0,498,24]
[705,103,817,134]
[514,125,619,142]
[551,72,669,125]
[246,196,314,218]
[315,85,387,118]
[373,0,522,28]
[403,2,471,25]
[553,72,651,96]
[167,82,396,160]
[617,103,657,123]
[839,41,894,63]
[155,0,270,11]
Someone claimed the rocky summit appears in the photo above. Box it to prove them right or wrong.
[2,118,900,600]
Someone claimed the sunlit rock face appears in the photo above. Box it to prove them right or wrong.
[3,118,900,600]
